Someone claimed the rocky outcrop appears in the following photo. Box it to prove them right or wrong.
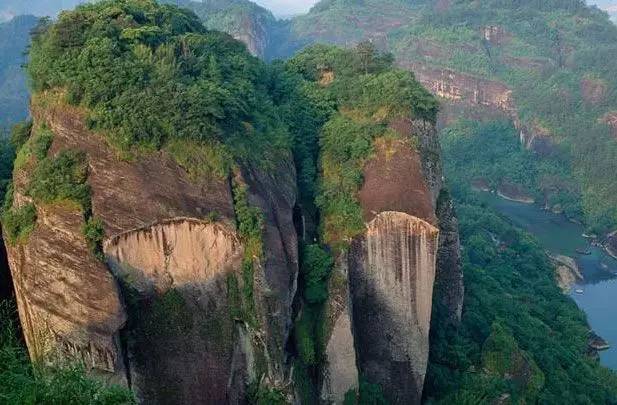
[601,111,617,139]
[497,182,535,204]
[548,254,583,293]
[5,201,127,383]
[240,160,299,380]
[517,120,555,156]
[481,25,510,46]
[5,96,298,403]
[349,212,439,405]
[434,191,464,324]
[321,119,463,404]
[402,62,515,115]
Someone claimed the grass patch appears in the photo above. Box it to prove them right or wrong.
[165,138,233,181]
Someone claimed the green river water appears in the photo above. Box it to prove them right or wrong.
[478,192,617,370]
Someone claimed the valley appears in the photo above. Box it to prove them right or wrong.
[1,0,617,404]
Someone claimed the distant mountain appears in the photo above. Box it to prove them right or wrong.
[0,15,38,130]
[160,0,278,57]
[589,0,617,21]
[0,0,88,21]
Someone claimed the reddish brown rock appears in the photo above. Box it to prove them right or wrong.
[403,62,515,115]
[601,111,617,138]
[6,94,298,403]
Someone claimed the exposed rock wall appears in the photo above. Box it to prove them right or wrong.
[321,255,358,404]
[434,192,464,325]
[349,212,439,405]
[5,201,128,384]
[5,98,298,403]
[321,118,463,404]
[240,160,299,383]
[105,219,244,404]
[402,62,515,114]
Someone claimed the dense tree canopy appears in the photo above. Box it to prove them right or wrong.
[28,0,290,169]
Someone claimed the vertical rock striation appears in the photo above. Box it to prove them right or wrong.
[349,212,439,404]
[321,118,463,404]
[4,99,299,403]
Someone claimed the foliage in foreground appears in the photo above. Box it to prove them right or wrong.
[0,302,135,404]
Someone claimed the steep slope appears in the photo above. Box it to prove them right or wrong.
[2,1,297,402]
[283,44,463,404]
[0,1,464,404]
[161,0,277,58]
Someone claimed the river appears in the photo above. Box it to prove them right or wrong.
[478,192,617,370]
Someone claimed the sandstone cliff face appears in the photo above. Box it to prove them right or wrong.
[402,62,515,115]
[321,119,463,404]
[4,98,298,403]
[349,212,439,405]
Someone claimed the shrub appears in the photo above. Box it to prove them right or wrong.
[27,150,90,212]
[2,204,37,245]
[82,217,105,261]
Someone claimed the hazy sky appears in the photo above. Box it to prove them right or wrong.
[254,0,319,16]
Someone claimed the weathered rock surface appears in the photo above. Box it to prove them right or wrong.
[321,119,463,404]
[349,212,439,405]
[548,254,583,293]
[321,256,358,404]
[5,200,128,383]
[434,191,464,325]
[5,97,299,403]
[402,62,515,114]
[240,161,299,380]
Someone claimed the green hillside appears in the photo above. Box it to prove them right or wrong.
[273,0,617,233]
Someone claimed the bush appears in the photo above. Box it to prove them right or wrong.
[82,217,105,261]
[2,204,37,245]
[27,150,90,212]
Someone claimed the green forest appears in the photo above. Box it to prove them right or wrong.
[425,121,617,402]
[281,0,617,233]
[1,0,617,403]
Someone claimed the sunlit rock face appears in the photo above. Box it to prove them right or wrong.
[349,212,439,405]
[5,97,299,404]
[5,201,128,384]
[105,219,243,292]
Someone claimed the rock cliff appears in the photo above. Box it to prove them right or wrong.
[321,119,463,404]
[3,95,298,403]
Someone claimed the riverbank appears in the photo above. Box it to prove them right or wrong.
[476,190,617,370]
